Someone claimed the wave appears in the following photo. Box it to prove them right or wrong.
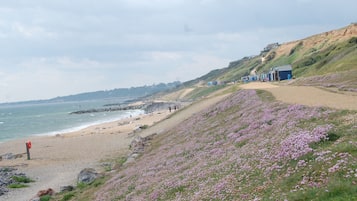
[33,109,144,137]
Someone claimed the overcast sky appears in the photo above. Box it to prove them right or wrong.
[0,0,356,102]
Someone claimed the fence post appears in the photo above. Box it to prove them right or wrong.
[26,142,31,160]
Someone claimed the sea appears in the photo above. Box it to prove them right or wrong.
[0,99,144,143]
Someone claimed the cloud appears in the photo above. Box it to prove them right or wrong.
[0,0,356,102]
[12,23,57,39]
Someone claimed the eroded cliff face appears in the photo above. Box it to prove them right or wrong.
[274,23,357,58]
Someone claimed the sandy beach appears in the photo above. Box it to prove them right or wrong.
[0,109,172,201]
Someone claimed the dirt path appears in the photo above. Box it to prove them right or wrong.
[140,94,230,138]
[240,82,357,110]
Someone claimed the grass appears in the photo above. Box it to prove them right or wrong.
[12,175,35,183]
[7,183,29,188]
[255,89,275,102]
[287,178,357,201]
[40,195,52,201]
[52,88,357,200]
[185,85,226,100]
[332,142,357,154]
[61,192,75,201]
[7,175,34,189]
[47,177,107,201]
[292,37,357,77]
[235,139,249,148]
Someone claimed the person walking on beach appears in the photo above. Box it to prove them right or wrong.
[169,106,172,112]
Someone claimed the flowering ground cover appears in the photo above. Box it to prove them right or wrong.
[95,89,357,201]
[291,70,357,93]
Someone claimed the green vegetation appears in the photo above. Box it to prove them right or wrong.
[139,124,149,129]
[61,192,75,201]
[7,175,34,189]
[7,183,29,188]
[41,25,357,201]
[185,85,226,100]
[12,175,34,183]
[48,176,107,201]
[174,26,356,95]
[293,38,357,77]
[40,195,52,201]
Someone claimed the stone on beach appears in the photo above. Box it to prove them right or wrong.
[77,168,99,184]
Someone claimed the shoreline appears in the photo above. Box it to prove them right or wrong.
[0,94,225,201]
[0,108,145,144]
[0,109,172,201]
[32,109,145,138]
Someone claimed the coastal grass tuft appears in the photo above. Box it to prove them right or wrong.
[255,89,275,102]
[186,85,226,100]
[7,183,29,188]
[61,192,75,201]
[7,175,34,189]
[12,175,34,183]
[39,195,52,201]
[287,177,357,201]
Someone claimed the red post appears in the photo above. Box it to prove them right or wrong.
[25,141,31,160]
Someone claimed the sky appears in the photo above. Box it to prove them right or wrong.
[0,0,356,102]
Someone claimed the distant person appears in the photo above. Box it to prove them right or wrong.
[169,106,172,112]
[174,105,177,111]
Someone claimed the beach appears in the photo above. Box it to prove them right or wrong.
[2,82,356,200]
[0,91,213,200]
[0,91,229,201]
[0,109,172,201]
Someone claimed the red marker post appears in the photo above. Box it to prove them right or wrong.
[26,141,32,160]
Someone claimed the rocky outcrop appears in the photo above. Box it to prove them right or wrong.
[0,167,29,196]
[77,168,99,184]
[60,185,75,192]
[70,105,142,114]
[129,135,156,154]
[125,134,156,165]
[37,188,55,197]
[0,153,23,161]
[70,101,181,115]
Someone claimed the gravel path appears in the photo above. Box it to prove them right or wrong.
[240,82,357,110]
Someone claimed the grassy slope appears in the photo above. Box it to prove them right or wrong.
[91,89,357,201]
[186,24,357,87]
[159,24,356,102]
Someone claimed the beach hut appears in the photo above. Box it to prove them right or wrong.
[269,65,292,81]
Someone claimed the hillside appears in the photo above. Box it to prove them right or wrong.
[44,25,357,201]
[226,23,357,80]
[1,81,181,105]
[92,89,357,200]
[169,24,356,102]
[91,24,357,201]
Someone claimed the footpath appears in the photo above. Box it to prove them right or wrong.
[240,82,357,111]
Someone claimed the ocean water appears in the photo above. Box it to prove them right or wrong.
[0,99,144,143]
